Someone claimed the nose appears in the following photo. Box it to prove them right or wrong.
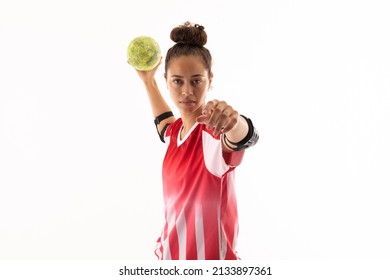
[181,82,193,95]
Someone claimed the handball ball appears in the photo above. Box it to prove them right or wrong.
[127,35,161,71]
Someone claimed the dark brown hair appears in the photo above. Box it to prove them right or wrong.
[165,21,213,77]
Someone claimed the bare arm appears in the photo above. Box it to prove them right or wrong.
[130,59,176,136]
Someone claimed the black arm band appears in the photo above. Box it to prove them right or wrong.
[223,115,259,151]
[154,111,173,125]
[154,111,174,143]
[158,123,170,143]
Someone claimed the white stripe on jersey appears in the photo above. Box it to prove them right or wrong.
[217,204,227,260]
[163,207,176,260]
[195,204,205,260]
[162,237,171,260]
[202,131,230,177]
[176,209,187,260]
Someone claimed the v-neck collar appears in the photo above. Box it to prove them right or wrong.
[177,122,199,147]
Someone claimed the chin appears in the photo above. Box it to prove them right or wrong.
[179,105,202,117]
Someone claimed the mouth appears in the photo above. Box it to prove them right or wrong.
[180,100,196,105]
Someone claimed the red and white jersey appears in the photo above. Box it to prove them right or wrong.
[155,118,245,260]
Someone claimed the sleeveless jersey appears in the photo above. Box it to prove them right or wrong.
[154,118,245,260]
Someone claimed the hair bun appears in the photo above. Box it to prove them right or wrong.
[170,21,207,47]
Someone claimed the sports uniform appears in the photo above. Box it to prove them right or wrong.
[154,118,245,260]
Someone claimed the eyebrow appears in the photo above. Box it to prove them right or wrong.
[170,74,205,78]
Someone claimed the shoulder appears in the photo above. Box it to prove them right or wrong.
[165,118,182,138]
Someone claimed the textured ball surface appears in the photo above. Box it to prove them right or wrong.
[127,36,161,71]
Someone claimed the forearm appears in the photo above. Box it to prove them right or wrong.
[224,115,249,143]
[142,79,169,116]
[142,78,175,132]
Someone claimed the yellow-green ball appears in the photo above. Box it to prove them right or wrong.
[127,36,161,71]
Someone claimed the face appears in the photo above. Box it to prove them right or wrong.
[165,55,212,117]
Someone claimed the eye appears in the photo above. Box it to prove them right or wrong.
[191,79,202,85]
[172,79,183,85]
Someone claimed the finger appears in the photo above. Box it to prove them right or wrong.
[146,56,163,72]
[213,108,233,135]
[220,119,236,134]
[202,99,219,116]
[196,114,210,124]
[207,102,228,130]
[221,113,239,134]
[213,115,231,136]
[196,103,212,124]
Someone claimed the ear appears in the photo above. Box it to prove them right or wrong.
[164,73,169,89]
[208,72,214,90]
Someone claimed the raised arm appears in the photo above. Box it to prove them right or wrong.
[130,59,176,142]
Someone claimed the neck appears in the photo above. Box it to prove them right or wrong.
[181,117,197,136]
[180,106,204,135]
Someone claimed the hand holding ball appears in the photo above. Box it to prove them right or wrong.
[127,36,161,71]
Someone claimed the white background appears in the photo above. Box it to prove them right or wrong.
[1,0,389,260]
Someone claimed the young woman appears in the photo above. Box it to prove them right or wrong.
[129,21,259,260]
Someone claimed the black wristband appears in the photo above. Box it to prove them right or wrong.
[223,115,259,151]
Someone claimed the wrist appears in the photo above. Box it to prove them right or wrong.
[223,115,259,151]
[225,115,248,141]
[142,78,157,87]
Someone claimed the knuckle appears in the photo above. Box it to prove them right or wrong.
[220,114,229,122]
[210,99,218,107]
[231,113,238,121]
[222,109,231,117]
[213,107,222,114]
